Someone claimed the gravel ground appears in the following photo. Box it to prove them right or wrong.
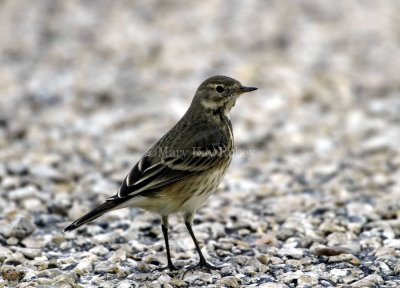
[1,1,400,287]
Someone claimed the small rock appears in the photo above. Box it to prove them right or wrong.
[37,268,63,279]
[394,262,400,275]
[52,274,77,287]
[313,246,353,256]
[259,283,289,288]
[143,254,163,266]
[10,216,35,240]
[74,260,93,275]
[277,247,304,259]
[0,265,25,282]
[118,280,137,288]
[7,162,28,175]
[257,254,270,265]
[217,276,240,288]
[6,237,19,246]
[30,165,62,180]
[22,271,37,282]
[330,268,349,282]
[285,259,303,268]
[168,278,188,287]
[297,274,319,287]
[94,261,119,274]
[52,234,66,246]
[235,255,251,266]
[243,266,257,276]
[20,236,45,249]
[1,176,20,189]
[8,185,38,200]
[135,262,150,273]
[278,270,304,284]
[89,245,110,256]
[184,273,215,286]
[22,198,45,212]
[109,248,127,262]
[220,265,236,276]
[319,221,346,234]
[376,247,397,260]
[328,254,361,266]
[4,255,26,266]
[17,247,41,259]
[270,256,284,265]
[0,246,12,262]
[351,274,384,287]
[158,274,172,284]
[384,239,400,249]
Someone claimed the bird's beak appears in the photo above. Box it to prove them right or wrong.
[239,86,258,93]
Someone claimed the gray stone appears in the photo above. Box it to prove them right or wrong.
[8,185,39,200]
[9,216,35,240]
[277,247,304,259]
[74,260,93,275]
[89,245,110,256]
[297,274,319,287]
[168,278,188,287]
[217,276,241,288]
[351,274,384,287]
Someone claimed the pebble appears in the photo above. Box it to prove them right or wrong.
[313,246,353,256]
[297,274,318,287]
[74,260,93,276]
[259,283,289,288]
[351,274,384,287]
[8,185,39,200]
[118,280,138,288]
[278,270,304,283]
[9,216,36,240]
[16,247,41,259]
[277,247,304,259]
[328,254,361,266]
[89,245,110,256]
[6,237,19,246]
[217,276,240,288]
[384,239,400,250]
[109,248,127,262]
[0,265,25,282]
[330,268,349,282]
[168,278,188,287]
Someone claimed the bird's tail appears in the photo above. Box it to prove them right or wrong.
[64,200,119,232]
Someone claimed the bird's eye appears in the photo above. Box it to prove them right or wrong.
[216,86,224,93]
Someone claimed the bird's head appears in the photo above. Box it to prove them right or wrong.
[192,75,257,115]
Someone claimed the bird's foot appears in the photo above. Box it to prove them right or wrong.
[183,259,221,277]
[152,263,179,273]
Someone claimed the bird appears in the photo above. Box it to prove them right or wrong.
[64,75,257,272]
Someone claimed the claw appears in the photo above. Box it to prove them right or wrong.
[152,264,179,273]
[182,260,221,278]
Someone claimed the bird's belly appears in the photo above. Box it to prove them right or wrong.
[121,157,231,215]
[179,161,230,213]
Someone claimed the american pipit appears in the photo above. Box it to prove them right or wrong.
[64,75,257,271]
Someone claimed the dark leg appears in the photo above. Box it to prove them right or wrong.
[162,222,176,270]
[184,220,220,273]
[153,215,177,271]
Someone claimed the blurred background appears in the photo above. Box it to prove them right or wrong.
[0,0,400,286]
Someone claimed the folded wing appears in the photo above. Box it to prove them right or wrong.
[116,143,228,199]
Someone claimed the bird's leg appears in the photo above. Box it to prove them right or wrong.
[153,215,178,272]
[183,212,220,274]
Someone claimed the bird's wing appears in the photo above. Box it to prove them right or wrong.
[116,142,229,199]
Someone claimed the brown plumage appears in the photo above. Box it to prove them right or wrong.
[64,75,257,271]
